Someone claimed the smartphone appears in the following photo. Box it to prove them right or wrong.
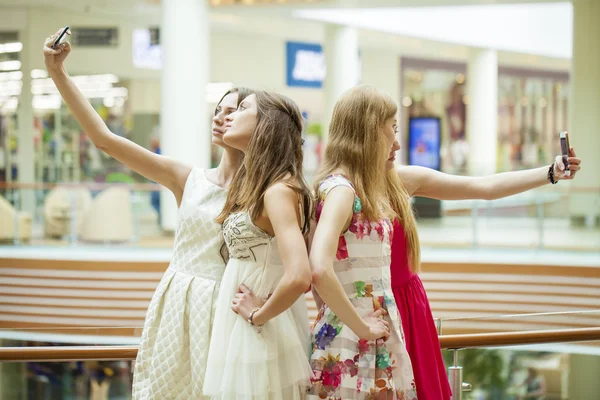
[559,131,570,176]
[53,26,70,49]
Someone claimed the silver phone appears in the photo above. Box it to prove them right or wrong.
[53,26,70,49]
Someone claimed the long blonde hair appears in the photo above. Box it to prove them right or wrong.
[215,90,311,234]
[315,85,421,271]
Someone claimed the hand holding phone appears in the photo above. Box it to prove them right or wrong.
[551,131,581,181]
[44,27,73,71]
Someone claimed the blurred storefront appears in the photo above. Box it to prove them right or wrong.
[401,57,569,175]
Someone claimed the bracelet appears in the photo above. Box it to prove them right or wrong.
[547,163,558,185]
[248,307,263,327]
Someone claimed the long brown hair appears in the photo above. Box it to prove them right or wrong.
[315,85,421,271]
[215,87,254,264]
[215,90,311,234]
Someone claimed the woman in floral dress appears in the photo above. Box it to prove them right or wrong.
[308,85,417,400]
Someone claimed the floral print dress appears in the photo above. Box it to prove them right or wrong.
[308,175,417,400]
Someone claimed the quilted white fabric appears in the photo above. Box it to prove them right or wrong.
[132,168,228,400]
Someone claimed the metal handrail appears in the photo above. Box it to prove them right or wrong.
[439,326,600,349]
[0,327,599,363]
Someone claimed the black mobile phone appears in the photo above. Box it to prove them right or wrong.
[53,26,70,50]
[559,131,570,175]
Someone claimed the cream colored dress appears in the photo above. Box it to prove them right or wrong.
[203,211,313,400]
[132,168,229,399]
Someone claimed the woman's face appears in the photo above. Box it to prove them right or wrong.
[212,92,239,149]
[223,94,258,153]
[384,117,401,171]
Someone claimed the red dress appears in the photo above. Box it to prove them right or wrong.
[391,220,452,399]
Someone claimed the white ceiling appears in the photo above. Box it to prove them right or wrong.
[0,0,569,14]
[295,2,573,59]
[0,0,574,59]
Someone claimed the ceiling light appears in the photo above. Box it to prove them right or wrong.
[0,42,23,54]
[0,61,21,72]
[31,69,48,79]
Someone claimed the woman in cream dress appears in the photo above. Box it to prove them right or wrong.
[43,29,310,399]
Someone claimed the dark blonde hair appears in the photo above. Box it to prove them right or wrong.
[216,90,311,234]
[315,85,421,271]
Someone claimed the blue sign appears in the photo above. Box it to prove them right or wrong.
[408,117,441,171]
[286,41,325,88]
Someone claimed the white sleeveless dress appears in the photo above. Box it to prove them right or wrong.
[132,167,230,399]
[203,211,313,400]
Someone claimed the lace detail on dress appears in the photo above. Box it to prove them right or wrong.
[222,212,272,262]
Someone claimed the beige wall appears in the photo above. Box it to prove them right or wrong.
[568,353,600,399]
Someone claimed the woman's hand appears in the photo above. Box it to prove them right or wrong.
[554,147,581,180]
[231,284,267,323]
[43,28,72,72]
[357,309,390,341]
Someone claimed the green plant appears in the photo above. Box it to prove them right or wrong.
[306,122,323,138]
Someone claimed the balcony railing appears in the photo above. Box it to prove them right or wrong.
[1,326,599,399]
[2,327,599,363]
[2,181,598,251]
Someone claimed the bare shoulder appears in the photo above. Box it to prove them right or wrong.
[262,181,305,235]
[317,185,354,232]
[264,181,299,205]
[321,184,355,205]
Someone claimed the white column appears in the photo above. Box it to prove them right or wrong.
[323,25,360,141]
[17,18,36,213]
[556,83,564,135]
[159,0,210,232]
[466,48,498,176]
[568,0,600,227]
[544,81,553,161]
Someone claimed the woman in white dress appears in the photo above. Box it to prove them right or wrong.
[43,29,311,399]
[203,91,313,400]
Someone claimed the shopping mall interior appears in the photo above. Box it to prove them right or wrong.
[0,0,599,399]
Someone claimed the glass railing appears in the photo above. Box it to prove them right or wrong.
[415,183,599,252]
[0,360,134,399]
[0,311,599,399]
[0,182,166,248]
[435,310,600,399]
[1,328,599,399]
[441,339,600,399]
[2,182,599,252]
[0,326,140,400]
